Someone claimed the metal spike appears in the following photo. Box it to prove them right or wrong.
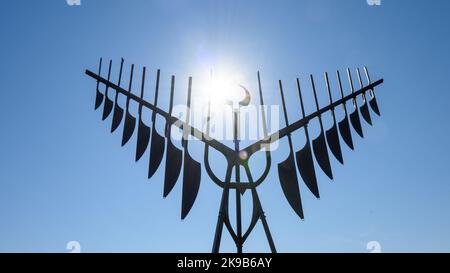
[336,70,355,150]
[277,80,304,219]
[148,69,166,179]
[310,75,333,180]
[347,68,364,138]
[324,72,344,164]
[121,64,136,146]
[364,66,381,116]
[163,76,183,197]
[135,67,151,162]
[357,68,373,126]
[102,60,113,120]
[94,58,104,110]
[295,78,320,198]
[111,59,125,133]
[181,77,201,220]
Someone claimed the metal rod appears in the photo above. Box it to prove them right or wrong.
[183,77,193,149]
[125,64,134,108]
[364,66,375,98]
[257,72,268,138]
[347,68,357,108]
[138,67,146,116]
[234,114,243,253]
[168,75,175,115]
[104,61,113,99]
[356,68,367,103]
[212,165,233,253]
[243,165,277,253]
[96,58,103,91]
[296,78,311,140]
[152,69,161,123]
[310,74,325,130]
[278,80,295,151]
[337,70,348,114]
[324,72,336,123]
[114,59,125,102]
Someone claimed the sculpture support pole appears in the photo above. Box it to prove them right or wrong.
[234,110,243,253]
[244,166,277,253]
[211,166,232,253]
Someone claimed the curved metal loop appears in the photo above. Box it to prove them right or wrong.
[204,146,227,188]
[241,165,262,243]
[212,164,238,252]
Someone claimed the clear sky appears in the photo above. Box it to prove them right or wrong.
[1,0,450,253]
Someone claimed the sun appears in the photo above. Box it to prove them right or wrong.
[198,69,248,112]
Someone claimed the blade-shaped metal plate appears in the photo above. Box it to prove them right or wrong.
[312,132,333,180]
[95,89,104,110]
[370,97,381,116]
[148,129,166,179]
[359,102,372,126]
[102,96,113,120]
[121,111,136,146]
[181,152,201,220]
[163,138,183,197]
[350,110,364,138]
[278,153,304,219]
[111,104,124,133]
[295,142,320,198]
[338,117,354,150]
[325,125,344,164]
[135,119,150,162]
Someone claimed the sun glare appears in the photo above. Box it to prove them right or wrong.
[199,69,247,112]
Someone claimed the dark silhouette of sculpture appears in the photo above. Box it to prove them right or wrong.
[85,59,384,253]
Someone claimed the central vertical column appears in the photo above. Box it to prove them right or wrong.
[234,109,243,253]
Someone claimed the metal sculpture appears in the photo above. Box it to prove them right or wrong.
[85,58,384,253]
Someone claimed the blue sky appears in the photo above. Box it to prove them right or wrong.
[1,0,450,253]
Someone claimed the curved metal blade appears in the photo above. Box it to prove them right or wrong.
[121,111,136,146]
[350,110,364,138]
[370,97,381,116]
[181,152,201,220]
[363,66,381,116]
[312,132,333,180]
[278,153,304,219]
[359,102,372,126]
[338,117,354,150]
[102,96,113,120]
[326,124,344,164]
[135,119,150,162]
[95,89,104,110]
[295,142,320,198]
[163,138,182,197]
[148,129,166,179]
[111,104,124,133]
